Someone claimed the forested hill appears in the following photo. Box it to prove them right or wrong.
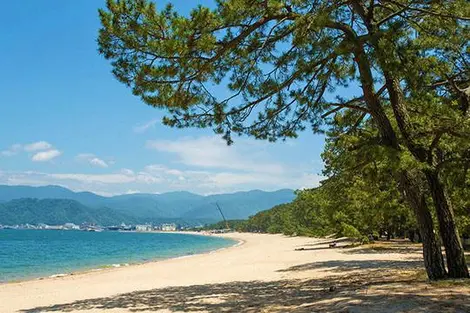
[0,198,137,226]
[0,185,295,223]
[226,177,469,244]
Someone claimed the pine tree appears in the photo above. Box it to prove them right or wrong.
[98,0,469,279]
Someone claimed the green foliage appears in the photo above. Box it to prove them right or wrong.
[200,219,247,231]
[446,167,470,237]
[97,0,470,276]
[98,0,469,143]
[340,223,361,240]
[241,177,417,240]
[0,198,138,226]
[240,120,420,239]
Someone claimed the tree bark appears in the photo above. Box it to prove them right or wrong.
[384,76,469,278]
[351,43,447,280]
[399,171,447,280]
[425,169,469,278]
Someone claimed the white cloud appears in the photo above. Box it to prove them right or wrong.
[146,136,284,174]
[1,150,18,157]
[120,168,135,176]
[90,158,108,168]
[46,167,162,185]
[89,158,108,168]
[0,136,324,195]
[76,153,95,159]
[76,153,109,168]
[144,164,183,176]
[201,171,323,190]
[2,171,59,186]
[0,165,323,196]
[24,141,52,152]
[1,144,24,156]
[209,172,270,186]
[125,189,141,194]
[133,119,158,133]
[135,172,163,184]
[31,150,62,162]
[49,173,136,184]
[1,141,58,160]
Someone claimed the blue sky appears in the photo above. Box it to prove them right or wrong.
[0,0,326,196]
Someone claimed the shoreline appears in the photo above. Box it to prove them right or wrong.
[0,231,242,286]
[3,232,467,313]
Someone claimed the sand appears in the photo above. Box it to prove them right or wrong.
[1,232,469,313]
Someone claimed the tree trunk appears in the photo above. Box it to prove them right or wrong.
[383,75,468,278]
[400,171,447,280]
[409,229,416,242]
[372,136,447,279]
[351,42,447,280]
[425,169,469,278]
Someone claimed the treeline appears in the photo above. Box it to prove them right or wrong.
[233,187,420,243]
[213,120,470,243]
[224,173,469,243]
[212,120,469,242]
[200,219,247,231]
[233,122,470,243]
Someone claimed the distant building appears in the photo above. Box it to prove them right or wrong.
[161,223,177,231]
[119,223,134,231]
[136,224,153,232]
[63,223,80,230]
[45,225,64,230]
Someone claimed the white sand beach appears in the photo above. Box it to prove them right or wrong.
[1,232,469,313]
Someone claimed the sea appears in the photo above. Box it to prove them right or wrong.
[0,229,235,283]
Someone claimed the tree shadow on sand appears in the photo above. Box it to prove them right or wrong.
[278,259,424,273]
[296,240,424,255]
[343,242,424,255]
[299,238,352,247]
[22,259,470,313]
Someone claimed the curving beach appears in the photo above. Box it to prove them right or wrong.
[1,232,469,312]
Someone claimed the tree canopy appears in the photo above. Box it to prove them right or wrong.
[98,0,470,279]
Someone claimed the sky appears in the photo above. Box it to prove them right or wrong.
[0,0,327,196]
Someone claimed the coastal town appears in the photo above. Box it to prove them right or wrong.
[0,222,180,232]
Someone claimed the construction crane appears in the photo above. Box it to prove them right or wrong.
[215,202,230,231]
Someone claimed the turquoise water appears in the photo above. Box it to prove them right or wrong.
[0,229,235,282]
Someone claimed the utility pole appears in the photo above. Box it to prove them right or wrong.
[215,202,230,230]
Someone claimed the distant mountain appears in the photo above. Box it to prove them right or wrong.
[105,191,205,218]
[0,185,295,222]
[182,189,296,220]
[0,198,136,226]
